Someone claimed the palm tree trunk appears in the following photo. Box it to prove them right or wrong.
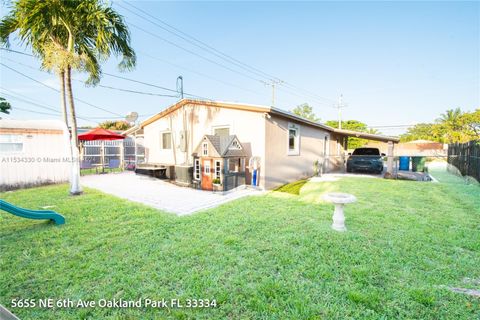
[65,65,82,195]
[59,70,68,126]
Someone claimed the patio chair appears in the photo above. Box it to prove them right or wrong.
[108,159,121,172]
[80,160,94,175]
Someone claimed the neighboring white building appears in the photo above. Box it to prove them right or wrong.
[0,119,71,191]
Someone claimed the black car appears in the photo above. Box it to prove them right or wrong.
[346,148,385,174]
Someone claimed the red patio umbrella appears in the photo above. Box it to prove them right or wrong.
[78,128,125,173]
[78,128,125,141]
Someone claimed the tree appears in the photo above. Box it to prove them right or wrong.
[291,103,320,122]
[399,123,441,143]
[435,108,465,143]
[366,128,381,135]
[325,120,368,149]
[1,0,136,195]
[0,97,11,114]
[460,109,480,140]
[99,120,132,131]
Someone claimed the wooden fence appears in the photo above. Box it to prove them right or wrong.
[447,140,480,181]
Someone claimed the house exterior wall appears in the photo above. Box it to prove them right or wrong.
[0,120,71,191]
[264,115,333,189]
[143,103,267,187]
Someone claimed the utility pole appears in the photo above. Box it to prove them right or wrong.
[335,94,347,129]
[262,79,283,107]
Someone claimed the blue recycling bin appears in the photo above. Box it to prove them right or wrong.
[399,156,410,171]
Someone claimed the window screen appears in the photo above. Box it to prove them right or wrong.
[161,132,172,149]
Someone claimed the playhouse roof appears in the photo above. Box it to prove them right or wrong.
[194,135,248,157]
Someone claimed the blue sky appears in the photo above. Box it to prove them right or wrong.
[0,1,478,135]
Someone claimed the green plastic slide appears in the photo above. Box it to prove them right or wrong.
[0,200,65,225]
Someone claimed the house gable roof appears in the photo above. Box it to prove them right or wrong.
[142,99,399,143]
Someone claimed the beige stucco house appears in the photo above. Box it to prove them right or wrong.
[134,99,399,190]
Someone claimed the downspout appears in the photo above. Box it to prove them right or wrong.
[169,115,177,165]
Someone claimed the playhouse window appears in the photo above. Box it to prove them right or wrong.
[228,158,241,173]
[215,160,221,179]
[202,142,208,156]
[229,139,241,150]
[194,159,200,180]
[161,132,172,149]
[0,134,23,153]
[204,161,211,174]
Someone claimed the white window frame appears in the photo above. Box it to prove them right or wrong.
[0,134,24,153]
[204,160,211,174]
[194,159,200,180]
[214,160,221,179]
[287,123,300,156]
[160,131,172,150]
[212,125,230,137]
[202,142,208,156]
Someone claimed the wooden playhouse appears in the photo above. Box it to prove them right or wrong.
[192,135,248,191]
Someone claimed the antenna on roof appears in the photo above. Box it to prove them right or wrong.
[176,76,184,99]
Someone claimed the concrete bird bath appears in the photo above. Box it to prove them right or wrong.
[322,192,357,231]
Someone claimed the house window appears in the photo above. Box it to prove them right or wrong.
[194,159,200,180]
[161,132,171,149]
[0,134,23,153]
[287,123,300,156]
[213,127,230,137]
[215,160,221,179]
[202,142,208,156]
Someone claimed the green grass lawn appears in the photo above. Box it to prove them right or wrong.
[0,168,479,319]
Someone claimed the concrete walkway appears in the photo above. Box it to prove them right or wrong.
[81,172,263,216]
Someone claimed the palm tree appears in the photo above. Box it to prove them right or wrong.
[437,108,463,128]
[1,0,136,194]
[0,1,70,125]
[436,108,464,143]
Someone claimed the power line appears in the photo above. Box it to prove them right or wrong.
[1,48,213,105]
[139,51,264,96]
[8,106,60,117]
[0,88,98,123]
[127,22,264,84]
[0,47,32,56]
[118,1,277,82]
[0,62,125,117]
[102,72,212,100]
[117,2,337,104]
[1,55,180,98]
[0,87,147,121]
[1,93,96,124]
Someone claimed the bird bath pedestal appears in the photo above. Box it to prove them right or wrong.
[322,193,357,232]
